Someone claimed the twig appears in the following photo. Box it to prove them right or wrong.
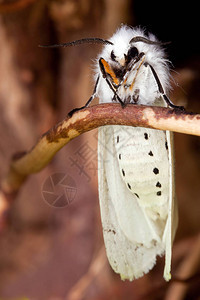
[0,103,200,224]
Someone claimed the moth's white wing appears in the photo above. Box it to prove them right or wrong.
[98,125,170,280]
[163,131,178,280]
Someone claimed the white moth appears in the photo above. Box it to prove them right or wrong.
[41,25,180,281]
[95,26,179,281]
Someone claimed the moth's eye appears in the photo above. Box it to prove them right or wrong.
[111,50,116,61]
[128,46,139,59]
[125,46,139,64]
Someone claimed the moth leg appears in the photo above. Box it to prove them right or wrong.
[99,58,125,107]
[149,64,185,110]
[68,75,100,117]
[104,77,125,107]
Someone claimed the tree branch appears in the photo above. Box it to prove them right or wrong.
[0,103,200,224]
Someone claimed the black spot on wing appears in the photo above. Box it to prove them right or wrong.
[108,229,116,234]
[148,151,153,156]
[144,133,148,140]
[165,141,168,150]
[157,191,162,196]
[127,183,131,190]
[122,169,125,176]
[156,181,162,188]
[153,168,159,175]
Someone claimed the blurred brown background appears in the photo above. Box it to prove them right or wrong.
[0,0,199,299]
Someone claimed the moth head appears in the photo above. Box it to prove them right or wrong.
[109,36,169,67]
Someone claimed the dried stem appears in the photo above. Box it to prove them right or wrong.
[0,103,200,219]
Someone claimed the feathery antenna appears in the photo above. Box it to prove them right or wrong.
[130,36,170,46]
[39,38,113,48]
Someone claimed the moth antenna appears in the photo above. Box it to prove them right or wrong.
[39,38,113,48]
[129,36,171,46]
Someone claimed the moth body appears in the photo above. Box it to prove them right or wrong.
[97,25,178,281]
